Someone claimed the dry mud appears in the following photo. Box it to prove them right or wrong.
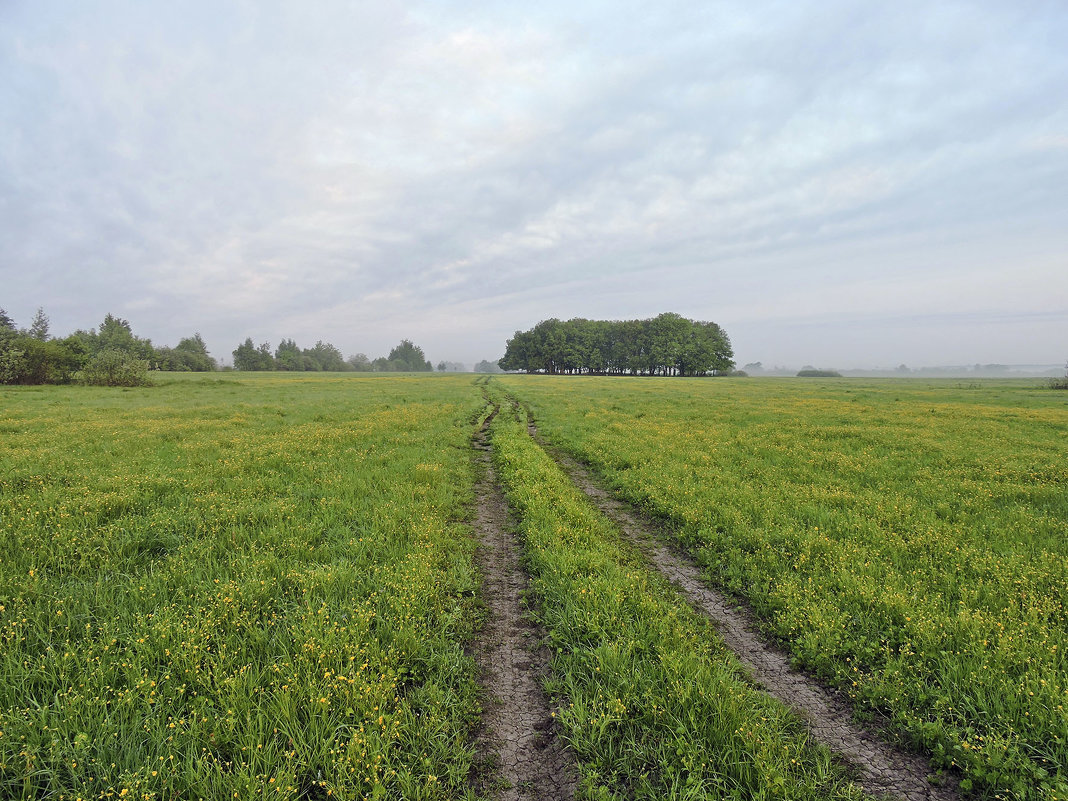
[530,421,959,801]
[469,410,577,800]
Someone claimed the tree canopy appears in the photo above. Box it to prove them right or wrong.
[230,337,433,373]
[380,340,428,371]
[0,310,211,385]
[499,313,734,376]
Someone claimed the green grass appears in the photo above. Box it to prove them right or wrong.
[485,386,865,801]
[499,375,1068,801]
[6,372,1065,800]
[0,373,485,800]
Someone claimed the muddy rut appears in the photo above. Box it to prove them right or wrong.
[528,421,959,801]
[470,407,577,800]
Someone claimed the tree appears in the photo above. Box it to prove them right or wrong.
[305,341,347,372]
[500,313,734,376]
[474,359,502,373]
[157,333,215,371]
[173,333,215,371]
[275,338,302,371]
[233,338,275,371]
[28,308,50,341]
[0,307,87,384]
[498,329,535,373]
[347,353,372,372]
[386,339,432,372]
[94,314,154,359]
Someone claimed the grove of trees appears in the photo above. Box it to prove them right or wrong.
[0,305,440,384]
[499,313,734,376]
[231,337,432,373]
[1,308,212,386]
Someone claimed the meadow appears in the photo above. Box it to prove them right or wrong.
[501,375,1068,801]
[1,373,1064,800]
[0,373,485,800]
[484,391,866,800]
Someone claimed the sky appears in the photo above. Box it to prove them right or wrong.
[2,0,1066,370]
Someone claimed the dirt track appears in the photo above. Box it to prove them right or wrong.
[530,420,959,801]
[469,408,577,800]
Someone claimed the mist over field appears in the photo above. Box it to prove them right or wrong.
[2,1,1066,368]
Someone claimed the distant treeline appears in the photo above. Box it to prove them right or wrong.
[0,308,211,386]
[500,313,735,376]
[232,337,432,373]
[0,306,444,386]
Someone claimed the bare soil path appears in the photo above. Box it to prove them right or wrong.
[529,421,959,801]
[469,408,577,801]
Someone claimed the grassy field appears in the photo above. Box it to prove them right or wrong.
[2,373,1064,800]
[501,375,1068,801]
[0,373,485,800]
[485,390,865,800]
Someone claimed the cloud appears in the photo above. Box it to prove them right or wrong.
[1,0,1066,367]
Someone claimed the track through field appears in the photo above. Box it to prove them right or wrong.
[470,404,577,800]
[527,418,960,801]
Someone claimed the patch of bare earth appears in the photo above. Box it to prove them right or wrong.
[469,410,577,801]
[530,421,959,801]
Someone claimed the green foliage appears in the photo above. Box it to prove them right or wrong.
[305,340,347,372]
[237,338,351,372]
[1,308,217,382]
[503,375,1068,800]
[0,344,25,384]
[347,352,372,371]
[74,349,152,386]
[500,313,734,375]
[274,337,303,370]
[0,334,86,384]
[93,313,155,359]
[232,337,276,371]
[237,337,429,373]
[28,307,50,341]
[796,369,842,377]
[386,339,432,372]
[156,333,216,371]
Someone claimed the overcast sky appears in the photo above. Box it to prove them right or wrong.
[2,1,1066,369]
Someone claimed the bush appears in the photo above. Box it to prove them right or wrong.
[0,345,26,384]
[75,349,152,387]
[796,369,842,377]
[0,335,86,384]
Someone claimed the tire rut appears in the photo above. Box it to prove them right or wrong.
[527,420,960,801]
[470,406,577,801]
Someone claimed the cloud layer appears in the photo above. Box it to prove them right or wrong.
[2,0,1066,367]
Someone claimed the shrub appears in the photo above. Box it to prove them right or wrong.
[0,336,86,384]
[74,349,152,387]
[796,369,842,377]
[0,344,27,384]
